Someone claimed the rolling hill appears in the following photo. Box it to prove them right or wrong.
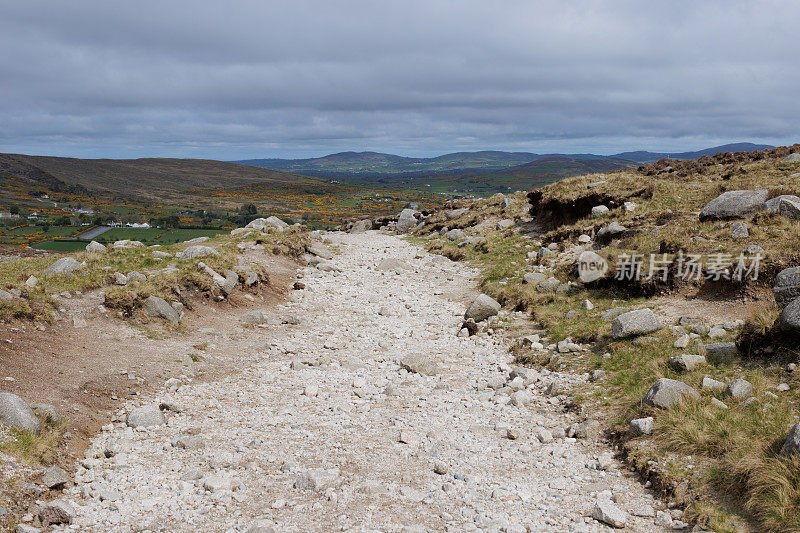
[236,143,773,182]
[0,153,321,199]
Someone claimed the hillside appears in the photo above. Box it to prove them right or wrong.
[613,142,775,163]
[0,153,321,199]
[490,156,637,183]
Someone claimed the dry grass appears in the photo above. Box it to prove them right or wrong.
[0,424,65,466]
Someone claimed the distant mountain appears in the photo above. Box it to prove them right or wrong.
[235,150,542,176]
[611,143,774,163]
[236,143,772,180]
[491,156,637,180]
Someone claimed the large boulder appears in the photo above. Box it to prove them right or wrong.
[642,378,700,409]
[611,309,662,339]
[143,296,180,324]
[396,209,419,232]
[774,267,800,307]
[176,245,218,260]
[577,251,608,283]
[780,297,800,333]
[464,294,501,322]
[704,342,739,364]
[44,257,83,276]
[246,217,289,231]
[350,219,372,233]
[723,378,754,400]
[0,392,42,434]
[779,197,800,220]
[306,243,333,260]
[783,153,800,163]
[85,240,106,253]
[698,190,769,221]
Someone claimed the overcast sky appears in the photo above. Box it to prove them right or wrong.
[1,1,798,159]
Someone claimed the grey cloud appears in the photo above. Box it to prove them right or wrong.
[1,0,799,159]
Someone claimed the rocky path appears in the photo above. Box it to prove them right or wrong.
[60,232,663,532]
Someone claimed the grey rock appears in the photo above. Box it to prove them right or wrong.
[173,435,206,450]
[42,466,69,489]
[782,153,800,163]
[177,245,218,260]
[464,294,501,322]
[38,499,75,525]
[704,342,738,364]
[764,194,800,212]
[611,309,662,339]
[536,247,553,261]
[306,243,333,260]
[774,267,800,307]
[629,417,653,436]
[143,296,180,324]
[126,270,146,283]
[779,197,800,220]
[44,257,83,276]
[592,499,627,528]
[30,404,60,426]
[781,298,800,332]
[445,228,467,241]
[522,272,547,285]
[698,190,769,221]
[126,405,166,428]
[294,468,340,491]
[396,209,419,232]
[0,290,12,300]
[496,219,515,230]
[113,272,128,285]
[668,354,707,372]
[590,205,610,218]
[85,241,106,253]
[642,378,700,409]
[400,355,439,376]
[152,250,172,259]
[723,378,754,400]
[536,277,561,293]
[0,392,41,434]
[239,310,269,324]
[350,219,372,233]
[445,208,468,219]
[781,422,800,455]
[729,222,749,239]
[596,221,627,241]
[701,376,726,392]
[576,251,608,283]
[710,398,729,409]
[568,419,601,439]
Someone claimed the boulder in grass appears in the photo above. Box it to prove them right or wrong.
[85,240,106,253]
[44,257,83,276]
[782,153,800,163]
[596,221,627,242]
[577,251,608,283]
[642,378,700,409]
[764,194,800,212]
[522,272,547,285]
[779,197,800,220]
[781,297,800,332]
[0,392,41,434]
[590,205,610,218]
[464,294,501,322]
[143,296,180,324]
[611,309,662,339]
[396,209,419,232]
[723,378,754,400]
[668,354,707,372]
[698,190,769,221]
[704,342,738,364]
[774,267,800,307]
[176,245,218,260]
[781,422,800,455]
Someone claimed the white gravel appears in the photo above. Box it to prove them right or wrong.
[62,232,662,532]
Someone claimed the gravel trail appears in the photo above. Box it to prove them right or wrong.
[63,232,662,532]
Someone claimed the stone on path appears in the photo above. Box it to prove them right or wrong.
[592,499,627,528]
[143,296,180,324]
[43,466,70,489]
[396,209,419,232]
[400,355,439,376]
[126,405,166,428]
[464,294,500,322]
[38,499,76,526]
[629,417,653,436]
